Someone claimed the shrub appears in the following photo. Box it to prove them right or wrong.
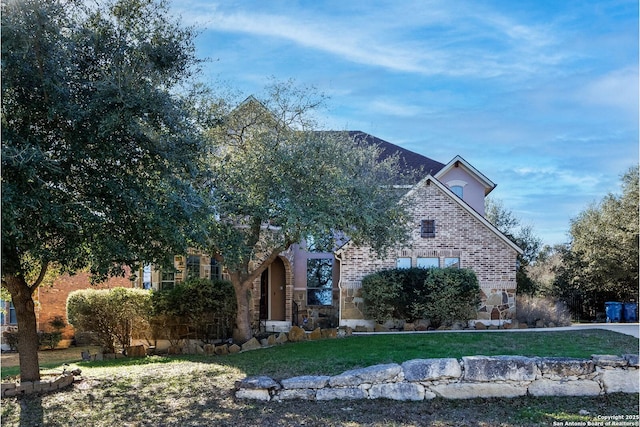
[410,268,480,327]
[362,267,480,327]
[38,331,62,350]
[151,278,236,343]
[516,295,571,327]
[38,315,67,349]
[67,287,152,353]
[361,271,403,323]
[48,315,67,332]
[2,329,19,351]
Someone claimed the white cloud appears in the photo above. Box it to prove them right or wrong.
[579,66,639,115]
[177,1,562,79]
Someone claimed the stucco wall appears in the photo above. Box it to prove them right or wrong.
[438,165,487,216]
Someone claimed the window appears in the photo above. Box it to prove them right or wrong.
[444,257,460,268]
[307,259,333,305]
[210,258,222,280]
[160,271,175,291]
[0,301,16,325]
[417,257,439,268]
[396,257,412,269]
[142,265,152,290]
[421,220,436,238]
[186,255,200,280]
[451,185,463,198]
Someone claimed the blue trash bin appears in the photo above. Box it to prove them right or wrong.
[623,302,638,322]
[605,302,623,323]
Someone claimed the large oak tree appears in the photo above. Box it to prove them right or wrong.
[2,0,207,381]
[204,82,415,342]
[563,165,639,302]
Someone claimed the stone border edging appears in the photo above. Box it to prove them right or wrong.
[1,369,81,398]
[235,354,639,401]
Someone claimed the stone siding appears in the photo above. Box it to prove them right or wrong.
[338,179,519,323]
[236,354,639,402]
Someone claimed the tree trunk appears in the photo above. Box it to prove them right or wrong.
[232,279,254,344]
[4,274,41,382]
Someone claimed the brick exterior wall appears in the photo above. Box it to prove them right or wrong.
[338,178,519,325]
[37,272,133,339]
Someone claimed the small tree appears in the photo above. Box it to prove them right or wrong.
[38,316,67,350]
[67,288,151,353]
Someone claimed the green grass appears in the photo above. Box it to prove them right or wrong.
[2,330,638,427]
[196,329,639,378]
[3,329,637,380]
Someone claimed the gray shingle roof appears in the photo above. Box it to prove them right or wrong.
[348,131,445,181]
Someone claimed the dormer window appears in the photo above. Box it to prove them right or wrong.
[446,180,466,199]
[421,219,436,238]
[451,185,463,198]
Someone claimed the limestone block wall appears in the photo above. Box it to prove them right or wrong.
[235,354,639,401]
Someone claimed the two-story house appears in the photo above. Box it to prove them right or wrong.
[139,131,522,333]
[336,151,523,329]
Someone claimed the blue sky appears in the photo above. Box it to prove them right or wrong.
[173,0,638,246]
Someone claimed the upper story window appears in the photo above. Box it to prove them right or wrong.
[160,271,175,291]
[450,185,463,198]
[0,300,17,325]
[420,220,436,238]
[142,265,152,290]
[446,180,467,199]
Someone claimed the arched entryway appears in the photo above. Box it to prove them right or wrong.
[260,257,286,321]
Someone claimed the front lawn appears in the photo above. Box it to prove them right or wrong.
[2,330,638,426]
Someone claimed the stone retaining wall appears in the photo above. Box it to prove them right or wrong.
[235,354,639,401]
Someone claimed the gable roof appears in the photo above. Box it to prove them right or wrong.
[435,155,496,196]
[406,175,523,254]
[349,131,445,180]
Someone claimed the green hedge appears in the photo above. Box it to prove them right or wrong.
[150,278,236,343]
[66,280,237,352]
[362,267,480,327]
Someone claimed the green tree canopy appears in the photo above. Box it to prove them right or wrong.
[203,82,414,342]
[563,165,639,303]
[485,197,542,295]
[2,0,207,381]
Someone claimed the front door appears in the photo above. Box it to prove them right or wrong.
[259,258,286,321]
[270,258,286,321]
